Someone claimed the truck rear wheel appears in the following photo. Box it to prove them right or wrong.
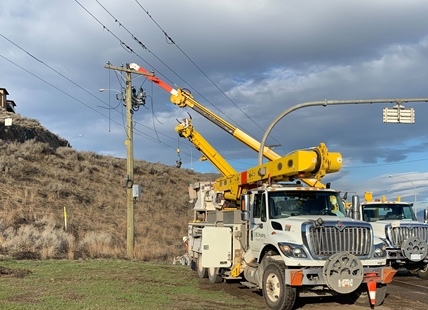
[262,260,296,310]
[417,264,428,279]
[197,255,208,278]
[208,267,223,283]
[347,283,387,307]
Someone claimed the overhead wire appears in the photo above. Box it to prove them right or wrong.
[75,0,197,145]
[133,0,286,153]
[2,24,423,173]
[0,38,203,165]
[10,3,421,172]
[0,9,257,170]
[0,52,177,149]
[0,33,179,144]
[1,47,422,171]
[93,0,276,148]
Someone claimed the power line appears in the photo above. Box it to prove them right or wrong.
[0,41,208,164]
[0,33,181,145]
[90,0,260,140]
[2,48,424,172]
[133,0,286,152]
[0,53,175,149]
[0,34,269,169]
[0,54,105,118]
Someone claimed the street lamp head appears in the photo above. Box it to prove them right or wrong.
[99,88,123,94]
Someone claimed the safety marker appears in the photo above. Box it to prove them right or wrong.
[367,281,377,305]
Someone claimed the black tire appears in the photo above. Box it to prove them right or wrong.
[190,259,197,272]
[197,255,208,278]
[262,260,296,310]
[347,283,387,307]
[208,267,223,283]
[417,264,428,279]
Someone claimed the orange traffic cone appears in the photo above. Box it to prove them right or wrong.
[367,281,377,306]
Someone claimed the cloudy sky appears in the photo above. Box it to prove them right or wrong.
[1,0,428,212]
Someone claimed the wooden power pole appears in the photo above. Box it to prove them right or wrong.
[103,63,153,259]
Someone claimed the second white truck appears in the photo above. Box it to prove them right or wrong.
[347,192,428,279]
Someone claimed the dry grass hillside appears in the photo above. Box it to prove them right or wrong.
[0,112,219,262]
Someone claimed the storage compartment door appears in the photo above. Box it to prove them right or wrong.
[201,227,232,268]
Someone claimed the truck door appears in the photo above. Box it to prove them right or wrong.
[249,192,268,259]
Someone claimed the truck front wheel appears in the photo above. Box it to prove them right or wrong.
[262,261,296,310]
[417,264,428,279]
[197,255,208,278]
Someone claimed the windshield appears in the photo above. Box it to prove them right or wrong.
[362,204,416,222]
[268,190,346,219]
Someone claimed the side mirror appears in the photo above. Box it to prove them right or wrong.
[424,208,428,224]
[346,209,351,217]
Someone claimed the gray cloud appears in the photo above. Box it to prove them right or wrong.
[1,0,428,202]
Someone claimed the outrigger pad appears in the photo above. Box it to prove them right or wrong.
[322,252,363,294]
[401,237,427,262]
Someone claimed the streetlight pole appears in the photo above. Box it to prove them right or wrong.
[389,175,417,203]
[258,97,428,166]
[68,134,83,147]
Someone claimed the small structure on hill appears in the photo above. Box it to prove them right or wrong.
[0,88,17,113]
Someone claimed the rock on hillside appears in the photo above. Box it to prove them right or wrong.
[0,112,68,149]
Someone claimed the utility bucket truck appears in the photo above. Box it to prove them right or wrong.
[347,192,428,279]
[188,182,396,310]
[178,117,396,309]
[129,63,396,309]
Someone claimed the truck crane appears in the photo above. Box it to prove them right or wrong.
[174,116,396,309]
[175,116,341,207]
[129,63,324,188]
[346,192,428,279]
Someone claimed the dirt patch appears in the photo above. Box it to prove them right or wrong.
[197,277,266,309]
[0,266,32,278]
[5,293,41,305]
[196,276,428,310]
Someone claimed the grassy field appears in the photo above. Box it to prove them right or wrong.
[0,259,263,310]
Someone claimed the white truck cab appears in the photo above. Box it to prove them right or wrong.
[348,192,428,279]
[187,184,396,310]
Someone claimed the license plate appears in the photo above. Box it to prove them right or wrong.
[338,279,353,288]
[411,254,421,260]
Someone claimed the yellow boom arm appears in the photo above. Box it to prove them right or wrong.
[216,143,342,203]
[176,118,236,177]
[130,63,329,188]
[176,118,342,205]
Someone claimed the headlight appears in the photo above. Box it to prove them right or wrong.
[278,242,307,258]
[374,244,387,258]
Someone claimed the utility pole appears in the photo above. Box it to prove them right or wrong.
[103,63,153,259]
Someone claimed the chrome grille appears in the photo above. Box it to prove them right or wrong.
[387,226,428,247]
[308,226,371,257]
